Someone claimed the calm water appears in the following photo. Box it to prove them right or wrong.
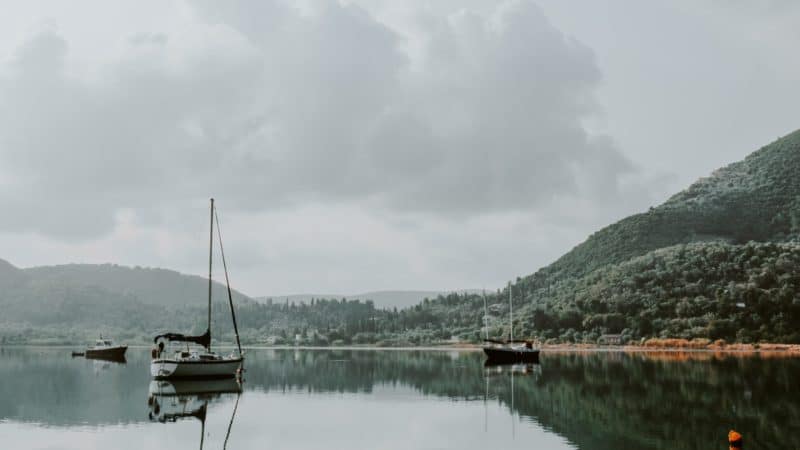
[0,348,798,450]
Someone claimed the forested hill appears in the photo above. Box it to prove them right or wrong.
[22,262,252,308]
[0,259,252,318]
[536,129,800,282]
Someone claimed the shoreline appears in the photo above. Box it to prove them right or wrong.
[4,342,800,354]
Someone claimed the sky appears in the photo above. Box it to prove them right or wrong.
[0,0,798,296]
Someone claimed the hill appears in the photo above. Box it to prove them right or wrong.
[535,129,800,283]
[466,129,800,343]
[0,260,253,344]
[23,263,251,308]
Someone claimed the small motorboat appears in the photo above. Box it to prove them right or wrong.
[84,337,127,360]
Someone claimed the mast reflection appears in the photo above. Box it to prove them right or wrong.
[147,379,242,450]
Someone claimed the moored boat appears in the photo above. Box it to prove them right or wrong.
[150,199,244,380]
[482,341,539,364]
[84,338,127,361]
[482,282,540,364]
[150,351,243,379]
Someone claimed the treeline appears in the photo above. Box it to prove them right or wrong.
[3,240,799,346]
[231,240,800,346]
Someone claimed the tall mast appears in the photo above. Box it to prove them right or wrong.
[482,289,489,340]
[508,281,513,342]
[207,198,214,350]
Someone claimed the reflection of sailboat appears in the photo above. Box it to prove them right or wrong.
[85,352,127,364]
[149,379,243,397]
[483,361,542,375]
[150,199,244,379]
[147,379,242,450]
[483,361,542,438]
[483,282,540,364]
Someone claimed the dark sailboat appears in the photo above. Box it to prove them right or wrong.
[482,283,540,364]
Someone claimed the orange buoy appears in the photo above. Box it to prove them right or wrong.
[728,430,743,449]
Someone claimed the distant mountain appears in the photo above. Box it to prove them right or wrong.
[23,262,252,308]
[259,290,481,309]
[0,260,253,343]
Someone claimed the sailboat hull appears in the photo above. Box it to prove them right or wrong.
[483,347,540,364]
[150,357,243,379]
[85,345,127,359]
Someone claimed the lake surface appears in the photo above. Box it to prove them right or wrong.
[0,347,798,450]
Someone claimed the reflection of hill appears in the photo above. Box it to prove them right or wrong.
[1,348,798,450]
[242,350,800,450]
[0,347,149,426]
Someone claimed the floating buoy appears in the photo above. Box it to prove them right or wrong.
[729,430,743,449]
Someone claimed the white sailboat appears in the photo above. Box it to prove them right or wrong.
[150,198,244,379]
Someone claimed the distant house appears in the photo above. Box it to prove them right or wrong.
[598,334,624,345]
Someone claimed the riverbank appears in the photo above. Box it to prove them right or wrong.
[4,339,800,354]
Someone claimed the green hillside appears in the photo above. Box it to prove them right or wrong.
[537,129,800,282]
[23,263,251,308]
[0,259,253,344]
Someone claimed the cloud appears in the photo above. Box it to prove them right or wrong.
[0,0,636,241]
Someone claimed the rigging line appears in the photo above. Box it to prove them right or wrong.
[199,405,206,450]
[223,393,242,450]
[214,206,243,357]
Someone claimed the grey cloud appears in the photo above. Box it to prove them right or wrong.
[128,32,168,46]
[0,0,636,240]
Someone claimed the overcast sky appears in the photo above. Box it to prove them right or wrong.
[1,0,798,296]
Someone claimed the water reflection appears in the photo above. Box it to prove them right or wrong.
[85,353,127,364]
[148,379,242,450]
[0,347,798,450]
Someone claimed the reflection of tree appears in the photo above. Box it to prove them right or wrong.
[2,348,799,450]
[243,350,800,450]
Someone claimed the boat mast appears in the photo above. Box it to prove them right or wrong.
[482,289,489,340]
[207,198,214,351]
[508,281,513,342]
